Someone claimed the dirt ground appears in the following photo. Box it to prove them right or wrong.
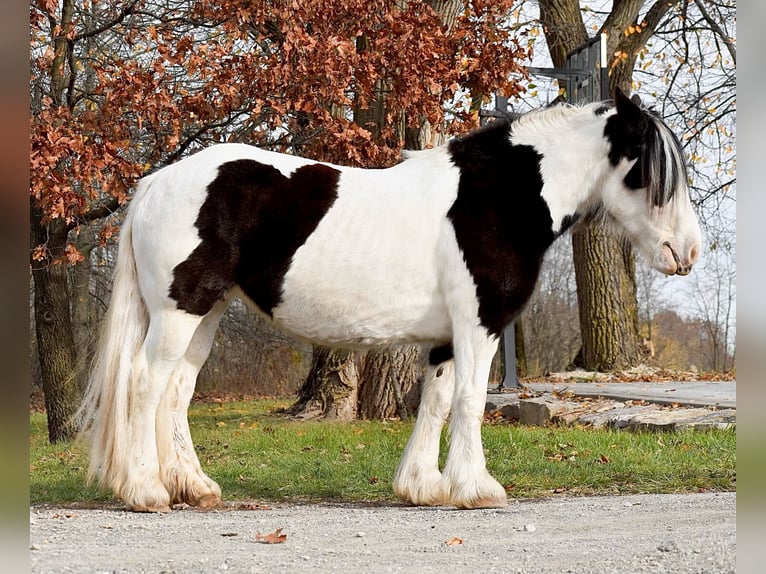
[30,491,735,573]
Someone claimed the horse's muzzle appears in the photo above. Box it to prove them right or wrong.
[663,241,693,276]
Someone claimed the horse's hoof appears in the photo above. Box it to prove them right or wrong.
[454,494,508,509]
[195,493,223,509]
[128,503,171,513]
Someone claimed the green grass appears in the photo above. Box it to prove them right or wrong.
[30,398,736,505]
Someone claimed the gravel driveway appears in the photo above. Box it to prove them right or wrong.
[30,491,735,574]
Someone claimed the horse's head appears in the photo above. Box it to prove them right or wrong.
[597,88,701,276]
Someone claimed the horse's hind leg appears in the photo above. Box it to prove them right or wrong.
[119,309,203,512]
[156,302,226,508]
[393,356,454,506]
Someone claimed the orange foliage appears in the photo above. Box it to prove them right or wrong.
[31,0,529,247]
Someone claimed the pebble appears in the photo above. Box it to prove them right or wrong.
[658,540,679,553]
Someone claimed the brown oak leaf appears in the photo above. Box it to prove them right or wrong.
[255,528,287,544]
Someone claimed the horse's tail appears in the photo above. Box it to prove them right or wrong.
[76,174,155,492]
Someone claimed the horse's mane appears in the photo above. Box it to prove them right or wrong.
[638,110,688,208]
[521,99,687,209]
[511,100,609,133]
[402,99,687,211]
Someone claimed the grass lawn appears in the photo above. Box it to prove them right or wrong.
[30,397,736,506]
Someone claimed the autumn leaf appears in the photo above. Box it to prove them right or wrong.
[237,502,272,511]
[445,537,463,546]
[255,528,287,544]
[31,245,47,261]
[64,244,85,265]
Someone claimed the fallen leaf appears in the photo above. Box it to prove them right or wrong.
[238,503,272,511]
[256,528,287,544]
[445,537,463,546]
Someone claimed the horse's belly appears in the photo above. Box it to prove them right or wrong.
[272,274,451,346]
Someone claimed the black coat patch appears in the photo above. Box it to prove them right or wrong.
[447,121,555,338]
[170,159,340,316]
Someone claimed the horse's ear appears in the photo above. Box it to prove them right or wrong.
[613,86,642,120]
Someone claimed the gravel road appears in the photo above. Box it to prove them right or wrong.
[30,491,735,574]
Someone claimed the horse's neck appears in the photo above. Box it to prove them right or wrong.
[510,109,609,233]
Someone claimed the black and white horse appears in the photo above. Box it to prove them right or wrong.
[80,89,701,511]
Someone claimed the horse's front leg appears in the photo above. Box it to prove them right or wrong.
[393,356,455,506]
[438,331,507,509]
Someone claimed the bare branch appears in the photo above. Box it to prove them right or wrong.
[691,0,736,64]
[73,1,139,42]
[68,197,122,231]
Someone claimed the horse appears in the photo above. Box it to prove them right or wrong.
[78,88,701,512]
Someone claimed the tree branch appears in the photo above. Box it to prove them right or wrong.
[692,0,736,64]
[68,196,121,231]
[73,1,139,42]
[160,111,250,167]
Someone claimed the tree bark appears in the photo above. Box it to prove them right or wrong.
[30,198,81,442]
[538,0,588,69]
[572,225,641,370]
[513,319,527,378]
[286,347,360,420]
[358,346,423,419]
[31,0,83,441]
[71,224,96,391]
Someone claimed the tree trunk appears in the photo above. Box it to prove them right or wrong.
[30,199,81,442]
[286,347,360,420]
[358,346,424,419]
[514,319,527,378]
[571,225,641,370]
[538,0,588,70]
[71,224,96,391]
